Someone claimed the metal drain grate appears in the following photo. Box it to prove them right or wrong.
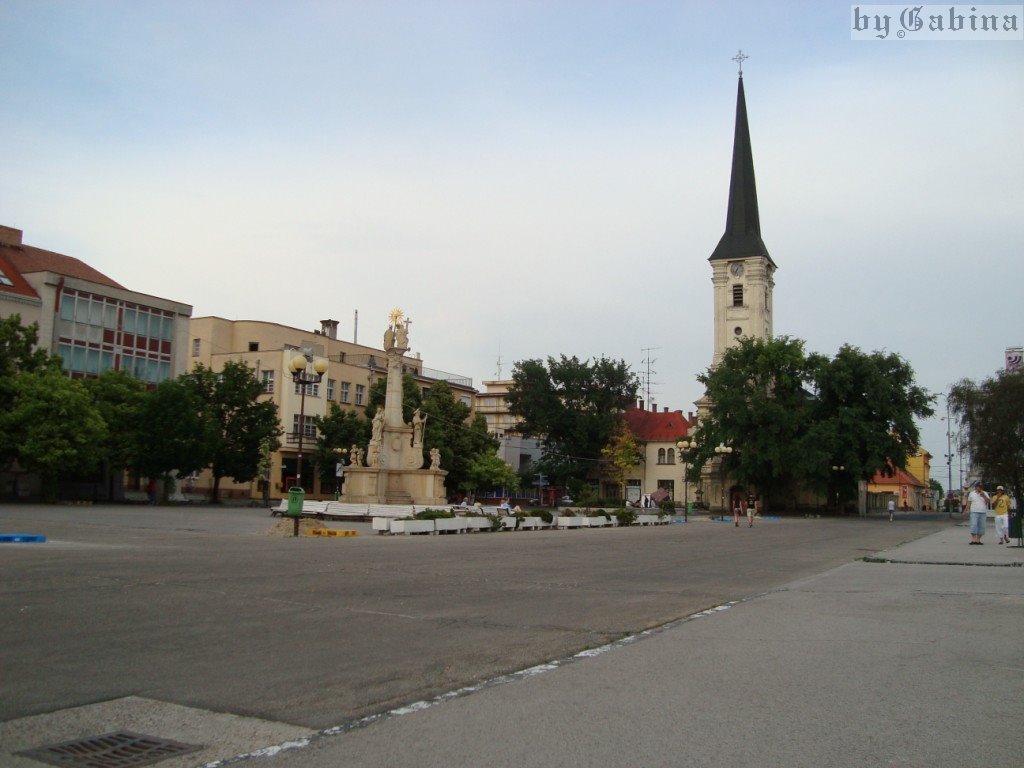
[15,730,203,768]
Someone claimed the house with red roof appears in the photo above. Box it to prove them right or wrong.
[867,464,930,512]
[617,401,693,505]
[0,225,192,383]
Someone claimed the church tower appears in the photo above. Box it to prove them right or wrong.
[708,61,776,366]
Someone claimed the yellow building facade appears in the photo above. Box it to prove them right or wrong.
[189,316,475,501]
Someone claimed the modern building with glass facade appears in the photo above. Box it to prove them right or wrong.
[0,225,192,383]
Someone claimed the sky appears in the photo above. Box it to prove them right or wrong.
[2,1,1022,491]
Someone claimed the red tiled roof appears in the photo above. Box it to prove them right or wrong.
[870,466,925,488]
[0,250,40,301]
[622,406,691,442]
[0,243,124,289]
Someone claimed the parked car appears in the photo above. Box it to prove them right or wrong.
[527,498,541,506]
[559,495,574,505]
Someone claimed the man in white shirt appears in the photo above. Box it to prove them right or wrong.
[963,482,991,545]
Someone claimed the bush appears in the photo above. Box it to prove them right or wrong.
[657,499,675,516]
[615,509,638,526]
[529,509,554,524]
[414,508,454,520]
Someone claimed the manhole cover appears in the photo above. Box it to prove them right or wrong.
[15,731,203,768]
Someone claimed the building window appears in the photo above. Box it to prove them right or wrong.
[732,284,743,306]
[294,381,319,397]
[657,448,666,464]
[340,381,351,403]
[192,338,201,357]
[248,342,259,352]
[657,479,676,500]
[355,384,365,405]
[292,414,317,439]
[326,379,335,400]
[667,448,675,464]
[261,370,274,394]
[0,269,12,286]
[56,288,174,383]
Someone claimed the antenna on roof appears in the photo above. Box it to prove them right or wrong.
[640,347,660,409]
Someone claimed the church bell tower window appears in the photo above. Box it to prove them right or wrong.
[732,284,744,306]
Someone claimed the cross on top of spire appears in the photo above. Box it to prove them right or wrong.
[732,49,748,77]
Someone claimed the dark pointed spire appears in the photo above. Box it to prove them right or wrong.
[709,74,774,265]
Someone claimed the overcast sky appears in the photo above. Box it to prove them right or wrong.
[2,1,1021,490]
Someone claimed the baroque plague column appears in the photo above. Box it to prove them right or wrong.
[340,310,448,506]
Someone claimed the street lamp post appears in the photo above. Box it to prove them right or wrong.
[714,443,733,517]
[831,465,845,513]
[676,439,698,522]
[287,351,328,537]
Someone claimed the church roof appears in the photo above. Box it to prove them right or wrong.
[709,76,775,267]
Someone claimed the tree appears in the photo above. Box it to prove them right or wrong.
[506,355,639,492]
[0,316,62,469]
[695,337,818,512]
[84,370,148,498]
[135,376,215,486]
[313,402,371,487]
[810,344,933,503]
[463,452,521,496]
[0,368,107,500]
[949,369,1024,508]
[695,337,935,513]
[420,380,498,494]
[0,315,59,379]
[187,362,282,503]
[601,419,645,494]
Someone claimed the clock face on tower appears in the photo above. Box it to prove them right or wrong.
[730,262,744,277]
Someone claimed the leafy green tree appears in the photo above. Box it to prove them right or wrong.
[421,380,498,494]
[950,370,1024,508]
[84,370,148,498]
[0,368,107,500]
[809,345,933,503]
[313,402,371,486]
[0,315,59,379]
[506,355,639,492]
[463,452,521,496]
[695,337,818,512]
[0,316,62,469]
[187,361,282,503]
[696,337,934,513]
[135,376,214,487]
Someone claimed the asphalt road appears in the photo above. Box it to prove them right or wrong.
[0,503,948,733]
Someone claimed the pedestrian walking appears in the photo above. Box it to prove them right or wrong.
[733,497,743,527]
[887,497,896,522]
[992,486,1011,544]
[746,495,756,527]
[963,482,991,545]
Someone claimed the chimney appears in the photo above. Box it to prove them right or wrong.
[320,319,339,340]
[638,399,645,410]
[0,226,24,245]
[688,411,695,423]
[651,402,657,412]
[663,407,669,413]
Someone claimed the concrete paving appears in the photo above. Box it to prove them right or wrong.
[230,526,1023,768]
[1,505,1020,767]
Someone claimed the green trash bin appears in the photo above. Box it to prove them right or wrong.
[1010,511,1022,540]
[287,486,305,517]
